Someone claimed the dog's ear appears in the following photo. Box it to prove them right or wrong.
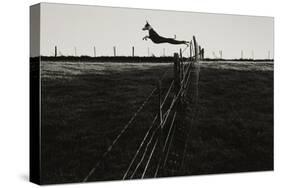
[146,20,149,24]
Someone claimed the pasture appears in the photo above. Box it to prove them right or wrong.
[40,60,273,184]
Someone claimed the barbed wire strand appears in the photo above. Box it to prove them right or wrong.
[129,125,160,179]
[122,114,158,179]
[154,111,177,177]
[83,87,157,182]
[141,138,159,179]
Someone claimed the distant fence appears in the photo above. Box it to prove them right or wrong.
[83,36,204,182]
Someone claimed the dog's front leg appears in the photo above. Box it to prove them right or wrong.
[142,35,149,41]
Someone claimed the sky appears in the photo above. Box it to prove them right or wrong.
[36,3,274,59]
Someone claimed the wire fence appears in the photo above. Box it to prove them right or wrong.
[83,36,203,182]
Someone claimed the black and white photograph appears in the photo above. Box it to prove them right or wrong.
[29,2,273,185]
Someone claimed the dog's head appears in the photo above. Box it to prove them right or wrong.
[142,21,151,30]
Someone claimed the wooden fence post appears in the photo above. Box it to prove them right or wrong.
[94,46,96,57]
[132,46,135,57]
[55,46,57,57]
[199,46,202,60]
[113,46,116,56]
[180,48,183,82]
[189,41,193,61]
[193,36,198,61]
[174,53,180,94]
[202,48,204,59]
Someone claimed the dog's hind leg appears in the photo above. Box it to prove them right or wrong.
[165,38,189,45]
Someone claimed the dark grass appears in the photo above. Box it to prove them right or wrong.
[41,64,174,184]
[40,61,273,184]
[180,66,273,176]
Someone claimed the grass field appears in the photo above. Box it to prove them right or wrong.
[182,61,273,176]
[40,61,273,184]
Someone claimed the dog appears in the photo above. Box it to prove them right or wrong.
[142,21,189,46]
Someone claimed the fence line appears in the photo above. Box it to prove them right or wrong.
[137,35,203,177]
[122,114,158,179]
[154,111,177,177]
[162,113,178,168]
[83,35,204,182]
[129,124,160,178]
[141,138,159,178]
[83,87,157,182]
[161,80,174,108]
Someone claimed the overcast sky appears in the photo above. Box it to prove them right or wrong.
[37,3,274,59]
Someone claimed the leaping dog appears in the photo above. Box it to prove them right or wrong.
[142,21,189,46]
